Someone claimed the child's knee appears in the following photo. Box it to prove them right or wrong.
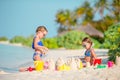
[34,55,41,61]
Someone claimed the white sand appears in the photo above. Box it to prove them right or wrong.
[0,49,120,80]
[0,41,23,47]
[0,66,120,80]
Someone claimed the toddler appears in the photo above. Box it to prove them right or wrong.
[32,26,48,61]
[82,37,96,66]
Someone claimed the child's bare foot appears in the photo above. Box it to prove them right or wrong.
[19,67,28,72]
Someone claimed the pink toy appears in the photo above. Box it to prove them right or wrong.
[107,61,113,68]
[44,61,49,69]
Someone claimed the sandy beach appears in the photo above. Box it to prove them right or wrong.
[0,66,120,80]
[0,49,120,80]
[0,41,23,47]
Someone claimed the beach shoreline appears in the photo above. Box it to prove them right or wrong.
[0,41,23,47]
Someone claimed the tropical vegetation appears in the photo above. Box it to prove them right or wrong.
[55,0,120,62]
[103,23,120,62]
[10,35,33,47]
[55,0,119,33]
[0,37,8,41]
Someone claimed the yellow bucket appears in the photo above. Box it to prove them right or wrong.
[34,61,44,71]
[79,61,83,69]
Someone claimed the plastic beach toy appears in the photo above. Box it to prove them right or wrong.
[94,58,102,66]
[34,60,44,71]
[97,64,107,69]
[44,61,49,70]
[58,64,70,71]
[27,67,35,72]
[107,61,113,68]
[79,61,83,69]
[63,64,70,70]
[57,65,64,71]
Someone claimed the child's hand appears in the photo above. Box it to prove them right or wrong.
[42,46,48,54]
[38,46,48,54]
[43,46,48,51]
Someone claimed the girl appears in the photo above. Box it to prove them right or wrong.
[19,26,48,72]
[82,37,96,66]
[32,26,48,61]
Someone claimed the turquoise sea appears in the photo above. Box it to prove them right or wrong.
[0,44,34,73]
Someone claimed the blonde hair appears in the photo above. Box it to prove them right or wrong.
[36,26,48,33]
[82,37,92,45]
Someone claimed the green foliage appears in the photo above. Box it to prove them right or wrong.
[10,36,26,43]
[0,36,8,41]
[108,46,120,62]
[8,31,101,49]
[91,38,102,48]
[103,23,120,62]
[10,35,34,47]
[102,23,120,49]
[9,35,59,49]
[42,37,59,49]
[55,0,119,34]
[57,31,101,49]
[22,35,33,47]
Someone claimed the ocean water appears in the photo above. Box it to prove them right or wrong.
[0,44,34,73]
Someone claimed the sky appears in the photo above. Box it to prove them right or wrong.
[0,0,105,39]
[0,0,85,39]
